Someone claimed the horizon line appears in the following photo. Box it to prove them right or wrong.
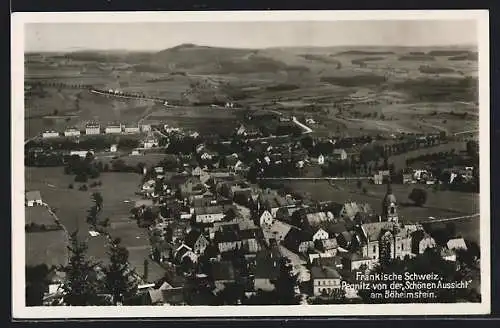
[25,42,478,53]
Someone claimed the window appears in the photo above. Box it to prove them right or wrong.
[372,245,376,253]
[390,207,395,214]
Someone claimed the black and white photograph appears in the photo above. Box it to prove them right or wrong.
[12,10,490,318]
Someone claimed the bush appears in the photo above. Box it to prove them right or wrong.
[408,188,427,206]
[75,173,88,183]
[79,184,88,191]
[68,184,74,189]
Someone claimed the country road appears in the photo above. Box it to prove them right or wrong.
[453,129,479,136]
[258,176,373,181]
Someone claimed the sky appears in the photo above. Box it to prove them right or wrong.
[24,20,478,52]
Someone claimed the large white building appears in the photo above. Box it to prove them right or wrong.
[105,125,123,134]
[124,125,140,134]
[42,131,59,138]
[85,124,101,135]
[64,128,81,137]
[141,124,152,132]
[70,150,94,158]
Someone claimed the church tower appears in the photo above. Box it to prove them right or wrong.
[382,180,398,223]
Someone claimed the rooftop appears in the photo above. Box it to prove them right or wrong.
[310,266,341,280]
[26,190,42,202]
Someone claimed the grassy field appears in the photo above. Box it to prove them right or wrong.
[26,230,69,267]
[25,206,57,226]
[281,180,479,221]
[25,167,165,281]
[388,141,466,170]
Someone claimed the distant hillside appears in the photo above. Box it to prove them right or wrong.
[58,51,154,63]
[448,52,478,61]
[399,55,436,61]
[427,50,470,56]
[152,43,309,74]
[334,50,395,56]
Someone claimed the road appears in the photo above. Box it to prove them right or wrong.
[258,176,373,181]
[453,129,479,136]
[90,89,164,103]
[292,116,313,134]
[41,202,71,265]
[418,213,480,224]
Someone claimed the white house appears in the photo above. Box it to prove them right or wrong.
[110,144,118,153]
[312,228,329,242]
[64,128,80,137]
[70,150,94,158]
[124,126,140,134]
[311,266,342,296]
[447,238,468,251]
[25,190,43,207]
[42,131,59,138]
[317,154,325,165]
[143,138,159,149]
[105,125,123,134]
[141,124,152,132]
[194,206,225,224]
[85,124,101,135]
[259,210,274,227]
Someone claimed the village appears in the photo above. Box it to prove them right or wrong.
[25,115,481,306]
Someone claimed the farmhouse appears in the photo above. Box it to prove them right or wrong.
[143,137,159,149]
[110,144,118,153]
[311,266,342,296]
[85,124,101,135]
[26,190,43,207]
[42,131,59,138]
[64,128,81,137]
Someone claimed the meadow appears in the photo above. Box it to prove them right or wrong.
[24,167,165,281]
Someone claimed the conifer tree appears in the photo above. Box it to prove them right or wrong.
[60,231,101,306]
[104,238,138,305]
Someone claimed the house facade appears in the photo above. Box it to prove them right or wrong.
[195,206,225,224]
[312,228,329,242]
[259,210,274,227]
[42,131,59,138]
[85,125,101,135]
[311,266,342,296]
[64,128,80,137]
[105,125,123,134]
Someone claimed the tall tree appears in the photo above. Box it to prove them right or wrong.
[104,238,138,305]
[60,231,101,306]
[26,264,51,306]
[272,258,299,305]
[92,192,103,211]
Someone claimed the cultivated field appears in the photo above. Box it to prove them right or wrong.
[25,45,479,139]
[25,206,57,226]
[25,167,165,280]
